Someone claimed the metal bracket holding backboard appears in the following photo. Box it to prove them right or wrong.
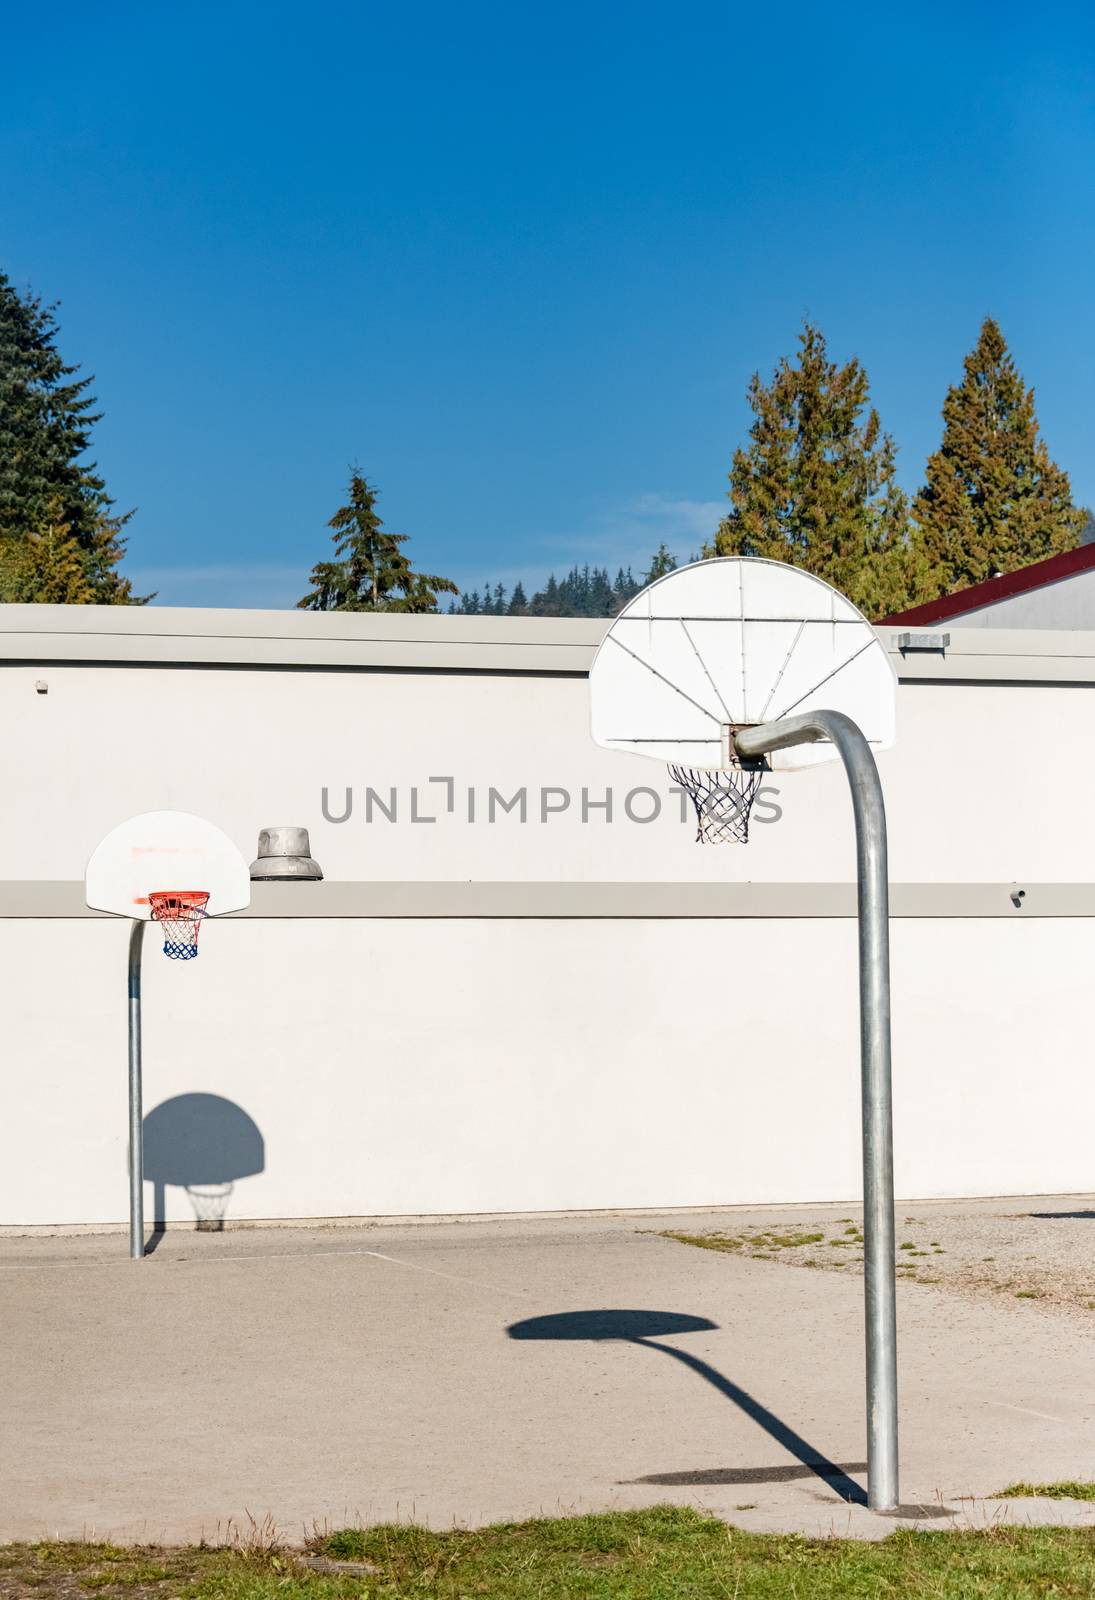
[896,632,949,654]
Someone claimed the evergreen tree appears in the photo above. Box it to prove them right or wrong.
[531,574,562,616]
[913,318,1084,590]
[0,499,98,603]
[1081,508,1095,546]
[711,321,921,618]
[643,544,677,584]
[555,566,585,614]
[450,560,673,619]
[589,567,614,615]
[298,471,458,612]
[612,567,640,608]
[0,272,145,602]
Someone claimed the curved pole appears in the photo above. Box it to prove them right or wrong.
[734,709,898,1513]
[128,919,145,1260]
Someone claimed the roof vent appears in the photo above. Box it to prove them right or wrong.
[895,631,950,653]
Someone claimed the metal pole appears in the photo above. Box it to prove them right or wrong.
[128,919,145,1261]
[734,709,898,1512]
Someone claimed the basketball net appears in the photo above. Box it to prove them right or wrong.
[148,890,210,959]
[669,765,764,844]
[668,721,768,844]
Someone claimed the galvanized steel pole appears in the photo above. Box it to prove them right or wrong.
[734,709,898,1512]
[127,919,145,1261]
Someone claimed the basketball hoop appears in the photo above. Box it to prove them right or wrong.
[669,764,764,844]
[590,558,902,1511]
[148,891,210,960]
[669,722,767,844]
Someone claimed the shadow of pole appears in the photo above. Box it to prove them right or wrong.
[506,1309,866,1506]
[144,1178,168,1256]
[639,1337,866,1505]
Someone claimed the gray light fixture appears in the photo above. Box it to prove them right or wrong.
[249,826,323,881]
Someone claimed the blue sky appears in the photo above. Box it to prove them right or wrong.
[3,0,1093,608]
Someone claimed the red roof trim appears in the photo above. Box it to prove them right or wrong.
[880,542,1095,626]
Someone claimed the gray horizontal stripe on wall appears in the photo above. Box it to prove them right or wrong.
[5,611,1095,683]
[0,881,1087,918]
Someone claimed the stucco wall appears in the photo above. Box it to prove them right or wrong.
[2,657,1094,886]
[1,915,1092,1227]
[2,609,1094,1226]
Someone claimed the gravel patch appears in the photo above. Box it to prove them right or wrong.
[658,1197,1095,1318]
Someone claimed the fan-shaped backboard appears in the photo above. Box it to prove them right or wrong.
[85,810,251,919]
[589,557,897,771]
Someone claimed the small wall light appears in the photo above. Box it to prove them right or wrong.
[249,826,323,881]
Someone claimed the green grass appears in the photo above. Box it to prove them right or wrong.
[3,1508,1095,1598]
[754,1230,826,1249]
[660,1230,744,1253]
[998,1481,1095,1501]
[660,1229,825,1255]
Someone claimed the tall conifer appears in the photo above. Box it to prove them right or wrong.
[711,321,922,617]
[298,472,457,612]
[912,318,1082,589]
[0,272,144,602]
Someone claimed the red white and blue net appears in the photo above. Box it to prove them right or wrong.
[149,890,209,959]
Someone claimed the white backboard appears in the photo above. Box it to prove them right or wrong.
[85,810,251,920]
[590,557,897,770]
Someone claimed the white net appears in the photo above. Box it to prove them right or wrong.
[668,765,765,845]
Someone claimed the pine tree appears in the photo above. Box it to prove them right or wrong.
[530,574,562,617]
[298,471,458,612]
[0,272,145,602]
[557,566,587,615]
[912,318,1084,590]
[711,321,921,618]
[643,544,677,584]
[508,580,528,615]
[0,500,98,603]
[590,567,614,615]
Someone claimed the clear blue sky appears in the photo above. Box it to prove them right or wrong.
[3,0,1093,607]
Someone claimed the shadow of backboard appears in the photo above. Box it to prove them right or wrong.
[143,1093,264,1244]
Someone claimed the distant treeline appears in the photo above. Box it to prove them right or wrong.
[451,547,680,617]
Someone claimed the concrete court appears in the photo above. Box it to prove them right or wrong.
[3,1206,1093,1545]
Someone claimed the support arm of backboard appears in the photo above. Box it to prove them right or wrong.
[734,710,898,1514]
[128,920,145,1261]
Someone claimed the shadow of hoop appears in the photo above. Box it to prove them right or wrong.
[506,1309,867,1506]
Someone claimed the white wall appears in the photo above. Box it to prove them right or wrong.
[1,914,1092,1227]
[3,660,1095,885]
[3,626,1095,1226]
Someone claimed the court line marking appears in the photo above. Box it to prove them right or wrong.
[0,1243,529,1296]
[988,1401,1069,1424]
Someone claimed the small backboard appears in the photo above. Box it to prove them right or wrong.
[589,556,896,772]
[85,810,251,921]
